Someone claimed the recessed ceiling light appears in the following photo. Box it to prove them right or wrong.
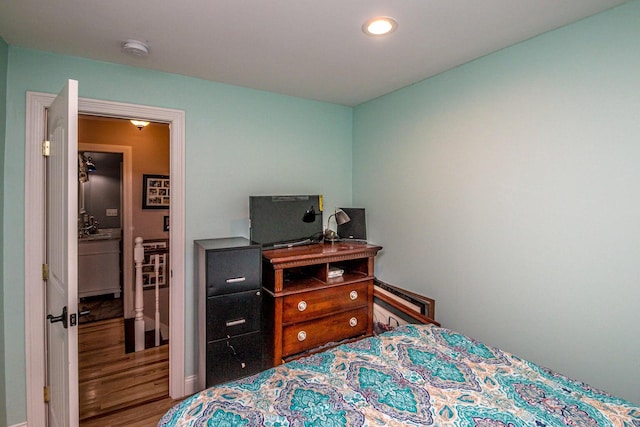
[122,39,149,57]
[362,17,398,36]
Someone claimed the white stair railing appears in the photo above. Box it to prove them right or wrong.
[153,254,161,346]
[133,237,145,352]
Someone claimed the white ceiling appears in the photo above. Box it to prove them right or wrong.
[0,0,628,106]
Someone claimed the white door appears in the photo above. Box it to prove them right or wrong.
[45,79,79,427]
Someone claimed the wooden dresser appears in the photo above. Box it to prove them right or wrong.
[262,242,382,366]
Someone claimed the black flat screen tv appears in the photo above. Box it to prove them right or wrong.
[249,195,323,248]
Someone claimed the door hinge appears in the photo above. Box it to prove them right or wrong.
[43,385,50,403]
[42,140,51,157]
[42,264,49,281]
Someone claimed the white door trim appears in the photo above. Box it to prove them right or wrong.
[25,92,187,426]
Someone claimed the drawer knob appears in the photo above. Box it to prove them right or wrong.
[297,301,307,311]
[349,290,358,300]
[349,317,358,327]
[297,331,307,341]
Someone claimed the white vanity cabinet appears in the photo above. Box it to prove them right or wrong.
[78,238,121,298]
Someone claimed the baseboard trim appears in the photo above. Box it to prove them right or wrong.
[9,422,28,427]
[184,374,199,396]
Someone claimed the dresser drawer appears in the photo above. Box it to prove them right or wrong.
[207,290,262,341]
[206,332,264,387]
[282,307,369,357]
[206,246,261,296]
[283,281,370,323]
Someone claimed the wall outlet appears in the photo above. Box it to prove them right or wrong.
[106,208,118,217]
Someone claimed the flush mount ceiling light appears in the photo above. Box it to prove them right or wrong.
[130,119,150,130]
[362,16,398,36]
[122,39,150,57]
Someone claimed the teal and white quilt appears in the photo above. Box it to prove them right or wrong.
[159,324,639,426]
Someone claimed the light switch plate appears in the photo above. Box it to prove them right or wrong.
[106,208,118,217]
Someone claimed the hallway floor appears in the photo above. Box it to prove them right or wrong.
[79,317,170,423]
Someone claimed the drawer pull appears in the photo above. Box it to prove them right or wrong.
[297,301,307,311]
[349,317,358,327]
[226,318,246,327]
[226,276,246,283]
[297,331,307,342]
[349,290,358,300]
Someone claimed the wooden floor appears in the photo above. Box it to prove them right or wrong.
[80,396,178,427]
[79,317,178,426]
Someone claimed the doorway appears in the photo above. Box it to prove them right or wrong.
[77,116,171,419]
[77,150,124,317]
[76,115,171,325]
[25,91,188,426]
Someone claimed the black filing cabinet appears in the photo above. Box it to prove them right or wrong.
[195,237,263,388]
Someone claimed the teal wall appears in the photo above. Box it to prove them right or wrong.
[354,1,640,405]
[0,36,8,427]
[3,48,352,424]
[5,2,640,423]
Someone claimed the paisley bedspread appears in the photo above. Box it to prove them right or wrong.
[158,324,639,426]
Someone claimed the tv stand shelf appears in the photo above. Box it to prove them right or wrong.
[262,242,382,365]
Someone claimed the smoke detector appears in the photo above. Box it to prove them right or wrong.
[122,39,150,57]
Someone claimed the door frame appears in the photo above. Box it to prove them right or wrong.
[78,142,134,316]
[25,91,187,426]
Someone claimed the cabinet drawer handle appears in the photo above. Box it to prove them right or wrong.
[226,277,246,283]
[349,317,358,327]
[349,290,358,300]
[297,331,307,341]
[297,301,307,311]
[226,318,246,327]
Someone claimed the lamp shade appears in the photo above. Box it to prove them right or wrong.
[324,209,351,242]
[302,206,320,223]
[334,209,350,225]
[85,156,96,172]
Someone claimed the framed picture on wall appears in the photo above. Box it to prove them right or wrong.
[141,239,169,289]
[142,174,170,209]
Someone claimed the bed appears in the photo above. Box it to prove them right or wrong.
[159,324,639,426]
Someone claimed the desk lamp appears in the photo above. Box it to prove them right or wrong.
[302,205,321,223]
[324,209,350,242]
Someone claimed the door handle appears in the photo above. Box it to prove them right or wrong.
[47,306,68,329]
